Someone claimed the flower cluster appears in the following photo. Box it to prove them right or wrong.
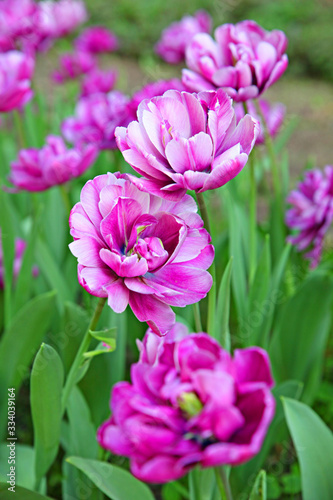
[286,166,333,268]
[182,20,288,101]
[98,323,275,482]
[9,135,97,192]
[155,10,212,64]
[116,89,259,200]
[69,172,214,335]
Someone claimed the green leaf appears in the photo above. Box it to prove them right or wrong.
[0,189,15,327]
[66,387,98,458]
[83,341,116,358]
[266,475,281,500]
[0,291,57,439]
[281,474,301,495]
[66,457,155,500]
[89,327,117,345]
[31,343,64,483]
[248,236,271,318]
[249,470,266,500]
[214,257,233,350]
[282,397,333,500]
[269,273,333,388]
[0,483,54,499]
[60,302,90,375]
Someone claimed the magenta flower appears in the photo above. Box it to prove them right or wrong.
[0,50,34,112]
[69,173,214,334]
[0,234,38,288]
[286,166,333,268]
[9,135,97,192]
[98,323,275,482]
[182,20,288,102]
[234,99,285,145]
[155,10,212,64]
[116,89,259,201]
[41,0,87,38]
[74,26,118,54]
[130,78,185,114]
[80,68,117,97]
[52,51,96,83]
[62,91,135,150]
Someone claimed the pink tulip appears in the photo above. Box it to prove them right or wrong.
[74,26,118,53]
[182,20,288,102]
[234,99,285,145]
[286,166,333,268]
[80,68,117,97]
[53,51,96,83]
[62,91,135,150]
[98,323,275,482]
[9,135,97,192]
[39,0,87,38]
[0,50,34,112]
[69,173,214,335]
[155,10,212,64]
[116,89,259,201]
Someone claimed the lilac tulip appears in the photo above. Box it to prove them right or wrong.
[69,173,214,335]
[155,10,212,64]
[234,99,285,145]
[53,51,96,83]
[286,166,333,268]
[98,323,275,482]
[116,89,259,200]
[182,20,288,102]
[62,91,135,150]
[9,135,97,192]
[80,68,117,97]
[74,26,118,54]
[0,50,34,112]
[130,78,185,114]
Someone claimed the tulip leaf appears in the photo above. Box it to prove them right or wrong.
[89,327,117,345]
[83,341,116,358]
[0,189,15,327]
[66,457,155,500]
[0,484,54,500]
[214,257,233,350]
[282,397,333,500]
[249,470,267,500]
[0,291,57,439]
[31,343,64,483]
[60,302,90,375]
[248,235,271,320]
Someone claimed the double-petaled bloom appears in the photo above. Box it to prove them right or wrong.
[234,99,285,145]
[80,68,117,97]
[182,20,288,102]
[53,51,96,83]
[62,90,135,150]
[0,50,34,112]
[155,10,212,64]
[9,135,97,192]
[116,89,259,201]
[69,173,214,334]
[74,26,118,53]
[98,323,275,482]
[286,166,333,268]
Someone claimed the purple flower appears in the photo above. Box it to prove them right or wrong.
[155,10,212,64]
[40,0,87,38]
[182,20,288,102]
[62,91,135,150]
[0,50,34,112]
[52,51,96,83]
[130,78,185,114]
[80,68,117,97]
[69,173,214,335]
[9,135,97,192]
[0,233,38,288]
[286,166,333,268]
[98,323,275,482]
[116,89,259,201]
[234,99,285,145]
[74,26,118,54]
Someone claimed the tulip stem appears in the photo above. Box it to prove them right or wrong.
[243,102,257,283]
[193,302,203,332]
[214,467,233,500]
[13,109,27,149]
[61,296,106,414]
[59,184,72,218]
[196,192,216,337]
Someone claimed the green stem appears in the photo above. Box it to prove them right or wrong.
[59,184,72,219]
[214,467,233,500]
[196,192,216,337]
[193,302,203,332]
[243,102,257,283]
[61,297,106,414]
[13,109,27,149]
